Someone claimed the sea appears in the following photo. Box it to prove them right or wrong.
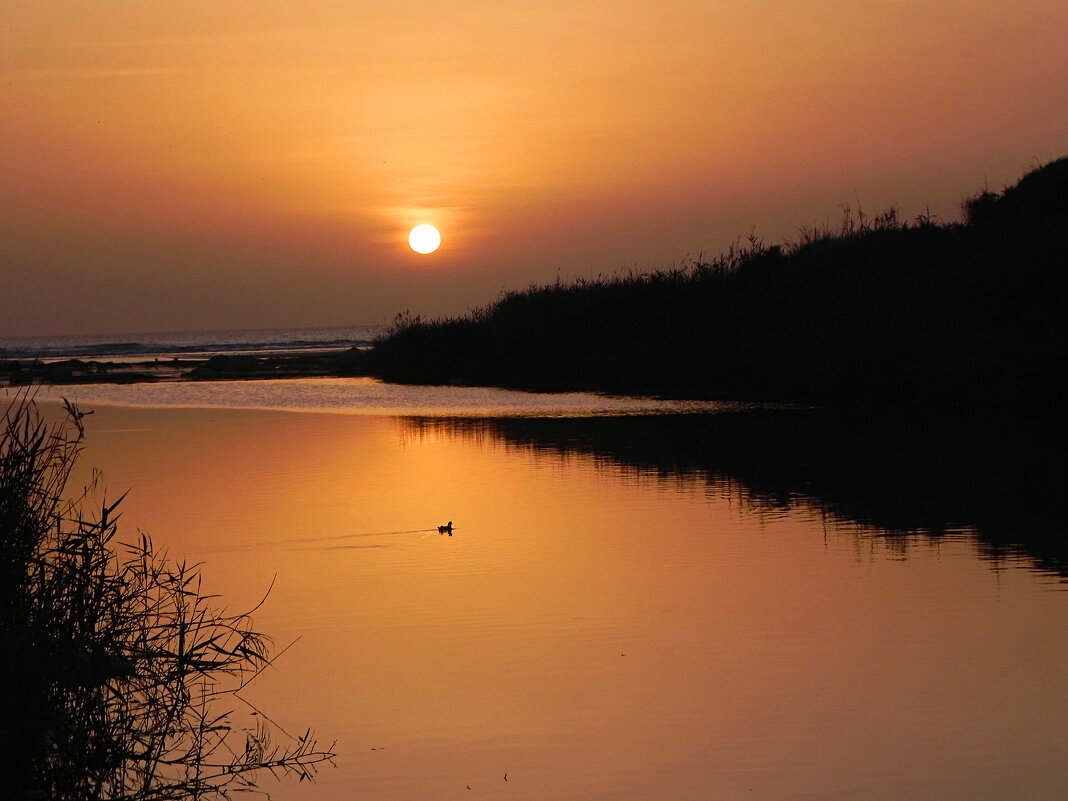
[0,324,384,363]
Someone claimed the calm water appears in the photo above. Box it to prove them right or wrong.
[32,383,1067,800]
[33,376,736,417]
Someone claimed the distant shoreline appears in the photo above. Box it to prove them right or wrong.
[0,348,367,387]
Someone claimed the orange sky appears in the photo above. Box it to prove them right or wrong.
[2,1,1065,336]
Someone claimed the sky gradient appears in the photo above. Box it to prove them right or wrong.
[3,1,1065,336]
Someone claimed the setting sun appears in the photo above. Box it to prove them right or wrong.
[408,224,441,255]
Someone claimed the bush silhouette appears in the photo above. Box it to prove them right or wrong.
[370,158,1067,405]
[0,395,334,800]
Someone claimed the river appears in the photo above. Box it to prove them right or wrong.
[27,380,1066,800]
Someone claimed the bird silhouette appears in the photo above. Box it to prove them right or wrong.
[438,521,453,535]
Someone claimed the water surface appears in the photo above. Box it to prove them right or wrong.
[39,386,1067,800]
[39,376,735,417]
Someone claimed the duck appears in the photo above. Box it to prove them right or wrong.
[438,521,453,535]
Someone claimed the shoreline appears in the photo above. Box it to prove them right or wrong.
[1,347,367,387]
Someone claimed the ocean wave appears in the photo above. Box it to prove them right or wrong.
[0,325,385,362]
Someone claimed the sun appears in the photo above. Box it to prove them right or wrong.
[408,224,441,254]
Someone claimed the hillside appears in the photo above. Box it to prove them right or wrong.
[369,158,1067,406]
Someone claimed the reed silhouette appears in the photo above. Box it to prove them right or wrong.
[370,158,1067,405]
[0,395,335,800]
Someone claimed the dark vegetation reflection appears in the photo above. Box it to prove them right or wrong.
[406,408,1067,578]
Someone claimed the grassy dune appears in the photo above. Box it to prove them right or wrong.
[370,158,1067,405]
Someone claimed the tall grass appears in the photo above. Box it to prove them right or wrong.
[369,157,1067,405]
[0,394,334,800]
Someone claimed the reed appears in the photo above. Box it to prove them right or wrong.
[0,393,335,800]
